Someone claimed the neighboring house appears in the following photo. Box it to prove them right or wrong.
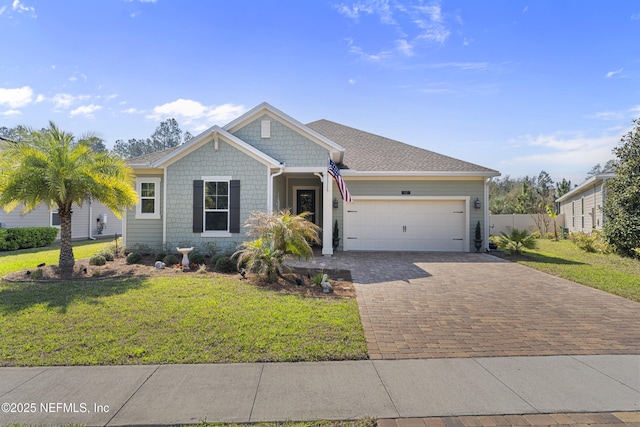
[124,102,500,255]
[0,201,122,241]
[556,173,615,233]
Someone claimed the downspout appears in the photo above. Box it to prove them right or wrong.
[268,163,285,213]
[484,178,490,251]
[163,167,167,248]
[88,199,96,240]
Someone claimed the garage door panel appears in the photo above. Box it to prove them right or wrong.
[345,200,466,252]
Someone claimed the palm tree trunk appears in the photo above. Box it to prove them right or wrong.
[58,204,75,269]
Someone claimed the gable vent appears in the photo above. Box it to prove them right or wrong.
[261,120,271,138]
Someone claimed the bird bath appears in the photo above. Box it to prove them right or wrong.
[176,247,194,269]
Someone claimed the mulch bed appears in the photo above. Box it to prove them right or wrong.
[2,254,356,299]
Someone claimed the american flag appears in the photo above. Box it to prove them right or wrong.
[328,158,352,202]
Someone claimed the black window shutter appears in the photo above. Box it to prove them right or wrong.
[229,180,241,233]
[193,180,204,233]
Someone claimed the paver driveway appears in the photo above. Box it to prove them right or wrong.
[299,252,640,360]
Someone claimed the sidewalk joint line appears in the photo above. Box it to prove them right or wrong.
[248,362,265,423]
[105,364,161,426]
[472,357,540,414]
[571,355,640,393]
[0,366,48,398]
[371,360,401,418]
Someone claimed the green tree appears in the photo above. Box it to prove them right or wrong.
[555,178,572,198]
[586,160,617,179]
[112,118,192,158]
[603,119,640,258]
[0,122,138,268]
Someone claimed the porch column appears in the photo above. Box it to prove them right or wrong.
[322,172,333,256]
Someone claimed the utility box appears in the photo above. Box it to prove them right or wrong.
[99,213,107,224]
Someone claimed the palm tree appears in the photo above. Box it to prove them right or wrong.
[0,122,138,269]
[497,228,537,255]
[234,209,321,282]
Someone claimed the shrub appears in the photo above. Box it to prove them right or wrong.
[215,256,237,273]
[530,230,542,239]
[570,231,612,254]
[0,227,59,251]
[210,254,226,266]
[98,251,114,261]
[90,254,107,266]
[155,252,167,262]
[497,228,537,254]
[189,252,206,265]
[126,252,143,264]
[163,254,179,266]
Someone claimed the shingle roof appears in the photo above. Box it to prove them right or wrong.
[126,145,182,166]
[307,119,499,175]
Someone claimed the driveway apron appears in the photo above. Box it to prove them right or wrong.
[306,252,640,360]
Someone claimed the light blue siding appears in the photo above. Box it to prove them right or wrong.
[232,114,329,167]
[164,139,268,253]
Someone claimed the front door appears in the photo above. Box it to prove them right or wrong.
[296,189,316,224]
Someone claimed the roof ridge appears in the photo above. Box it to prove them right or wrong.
[306,119,498,175]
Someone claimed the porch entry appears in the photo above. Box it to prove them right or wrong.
[295,189,317,224]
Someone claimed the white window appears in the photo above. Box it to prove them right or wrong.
[204,180,229,232]
[136,177,161,219]
[50,209,61,227]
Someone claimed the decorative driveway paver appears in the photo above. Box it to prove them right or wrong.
[292,252,640,360]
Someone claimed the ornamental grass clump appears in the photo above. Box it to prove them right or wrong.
[234,209,321,283]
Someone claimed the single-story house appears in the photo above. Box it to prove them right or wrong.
[124,102,500,255]
[0,201,121,240]
[556,172,615,233]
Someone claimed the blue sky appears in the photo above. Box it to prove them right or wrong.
[1,0,638,185]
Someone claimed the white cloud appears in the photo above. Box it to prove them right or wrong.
[396,39,414,56]
[338,1,453,62]
[121,107,143,114]
[631,12,640,20]
[0,86,34,108]
[348,78,357,85]
[69,72,88,83]
[346,38,392,62]
[0,6,6,15]
[334,2,373,21]
[12,0,35,16]
[51,93,90,110]
[589,106,640,121]
[605,68,623,78]
[147,99,247,126]
[506,132,619,174]
[1,109,22,117]
[70,104,102,118]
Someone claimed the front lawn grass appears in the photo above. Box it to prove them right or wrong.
[498,239,640,302]
[0,239,113,276]
[0,272,367,366]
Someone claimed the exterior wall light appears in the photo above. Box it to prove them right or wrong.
[474,198,481,209]
[333,198,339,209]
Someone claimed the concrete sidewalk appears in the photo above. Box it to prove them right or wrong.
[1,355,638,426]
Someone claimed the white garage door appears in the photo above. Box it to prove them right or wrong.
[344,199,467,251]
